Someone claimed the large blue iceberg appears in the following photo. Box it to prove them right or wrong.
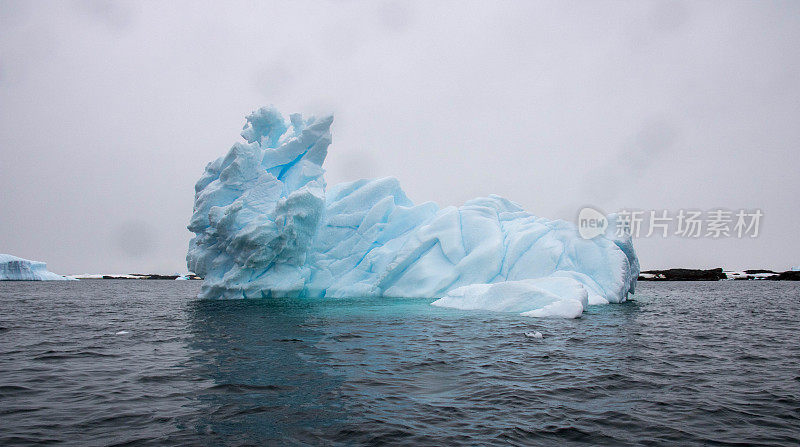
[187,107,638,317]
[0,254,73,281]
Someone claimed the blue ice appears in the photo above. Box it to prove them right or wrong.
[187,107,639,317]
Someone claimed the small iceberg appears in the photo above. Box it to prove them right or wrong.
[0,254,74,281]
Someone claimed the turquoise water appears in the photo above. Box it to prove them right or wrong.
[0,280,798,445]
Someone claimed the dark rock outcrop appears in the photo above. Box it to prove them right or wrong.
[99,274,200,280]
[768,271,800,281]
[639,268,799,281]
[639,268,726,281]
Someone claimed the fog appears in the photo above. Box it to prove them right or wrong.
[1,0,798,274]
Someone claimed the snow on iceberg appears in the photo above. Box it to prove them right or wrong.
[0,254,74,281]
[187,106,639,317]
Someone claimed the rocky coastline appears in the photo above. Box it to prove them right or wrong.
[639,268,800,281]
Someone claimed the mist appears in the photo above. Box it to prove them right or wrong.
[1,0,798,274]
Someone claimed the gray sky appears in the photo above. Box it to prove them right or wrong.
[1,0,798,274]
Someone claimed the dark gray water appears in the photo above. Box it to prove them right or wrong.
[0,280,798,446]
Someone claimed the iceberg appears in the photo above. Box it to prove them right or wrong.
[0,254,74,281]
[187,106,639,317]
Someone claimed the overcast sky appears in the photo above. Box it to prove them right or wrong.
[1,0,798,274]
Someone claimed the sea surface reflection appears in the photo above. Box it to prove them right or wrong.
[0,280,798,446]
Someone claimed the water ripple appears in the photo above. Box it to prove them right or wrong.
[0,280,798,446]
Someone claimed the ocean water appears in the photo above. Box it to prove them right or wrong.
[0,280,798,446]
